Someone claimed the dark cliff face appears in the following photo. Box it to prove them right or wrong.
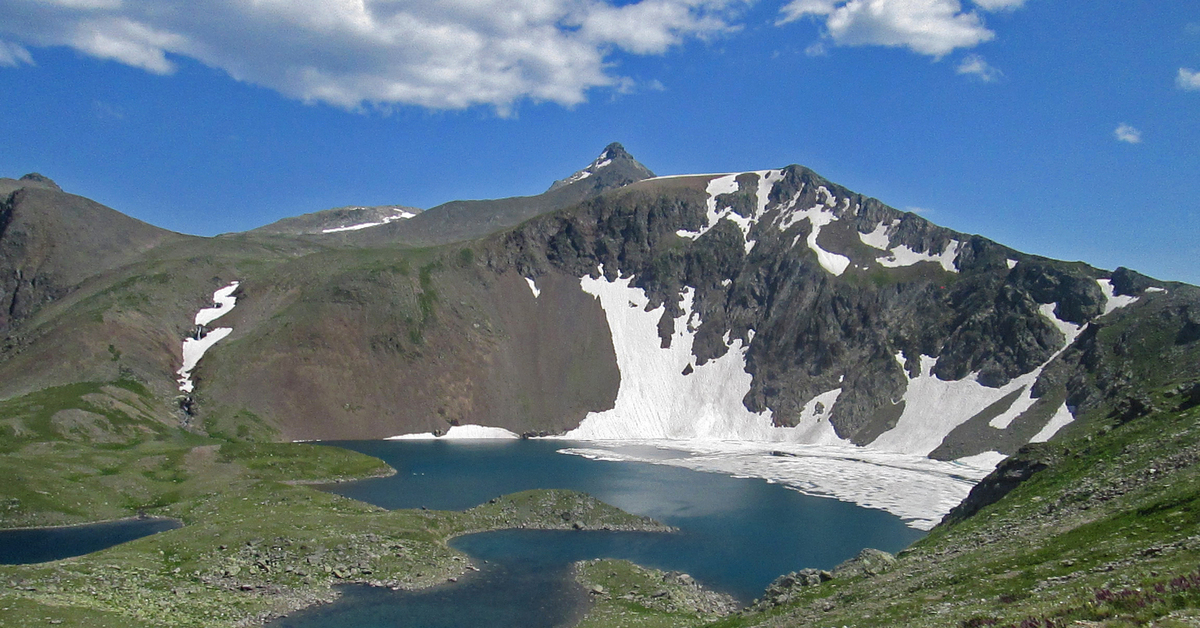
[477,165,1198,453]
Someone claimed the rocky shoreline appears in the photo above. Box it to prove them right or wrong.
[240,489,677,627]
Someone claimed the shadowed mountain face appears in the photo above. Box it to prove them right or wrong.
[0,177,183,333]
[0,149,1196,461]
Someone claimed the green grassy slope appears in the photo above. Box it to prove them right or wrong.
[0,381,664,627]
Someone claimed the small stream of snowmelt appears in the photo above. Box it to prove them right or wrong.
[177,281,239,393]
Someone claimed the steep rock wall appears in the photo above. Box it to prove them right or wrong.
[481,167,1187,459]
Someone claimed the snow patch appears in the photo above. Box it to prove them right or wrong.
[177,281,240,393]
[985,304,1082,430]
[557,149,619,187]
[1006,259,1018,269]
[525,277,541,299]
[388,425,520,440]
[177,328,232,393]
[858,221,893,250]
[676,171,783,253]
[1029,403,1075,443]
[1097,278,1139,314]
[817,186,836,206]
[194,281,239,326]
[558,440,994,530]
[878,240,962,273]
[870,356,994,456]
[774,191,850,276]
[955,451,1007,470]
[1145,286,1167,294]
[647,173,734,182]
[874,303,1083,455]
[321,207,417,233]
[561,272,851,444]
[561,170,593,185]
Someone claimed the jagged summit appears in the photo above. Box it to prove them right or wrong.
[547,142,655,193]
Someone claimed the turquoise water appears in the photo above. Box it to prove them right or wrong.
[270,439,924,627]
[0,517,181,564]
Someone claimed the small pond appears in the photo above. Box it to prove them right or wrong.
[0,517,182,565]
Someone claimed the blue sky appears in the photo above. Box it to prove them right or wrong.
[0,0,1197,284]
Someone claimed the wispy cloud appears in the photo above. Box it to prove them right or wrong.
[956,54,1002,82]
[1178,68,1200,92]
[777,0,1023,59]
[1114,123,1142,144]
[92,99,125,121]
[0,0,745,113]
[0,39,33,67]
[970,0,1025,10]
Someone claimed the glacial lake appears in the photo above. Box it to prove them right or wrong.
[269,439,924,628]
[0,517,182,565]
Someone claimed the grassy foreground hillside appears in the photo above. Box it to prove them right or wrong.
[0,381,666,627]
[711,384,1200,628]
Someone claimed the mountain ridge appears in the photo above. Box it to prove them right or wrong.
[0,149,1193,461]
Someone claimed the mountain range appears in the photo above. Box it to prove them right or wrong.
[1,144,1194,462]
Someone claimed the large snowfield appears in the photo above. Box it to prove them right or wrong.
[379,172,1155,531]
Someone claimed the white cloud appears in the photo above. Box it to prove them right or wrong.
[1178,68,1200,92]
[1114,123,1142,144]
[778,0,1004,58]
[0,40,33,67]
[956,53,1001,81]
[970,0,1024,10]
[0,0,742,112]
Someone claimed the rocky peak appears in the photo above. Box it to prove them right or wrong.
[18,173,61,191]
[547,142,655,193]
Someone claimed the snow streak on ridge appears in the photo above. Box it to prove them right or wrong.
[321,207,417,233]
[178,281,239,393]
